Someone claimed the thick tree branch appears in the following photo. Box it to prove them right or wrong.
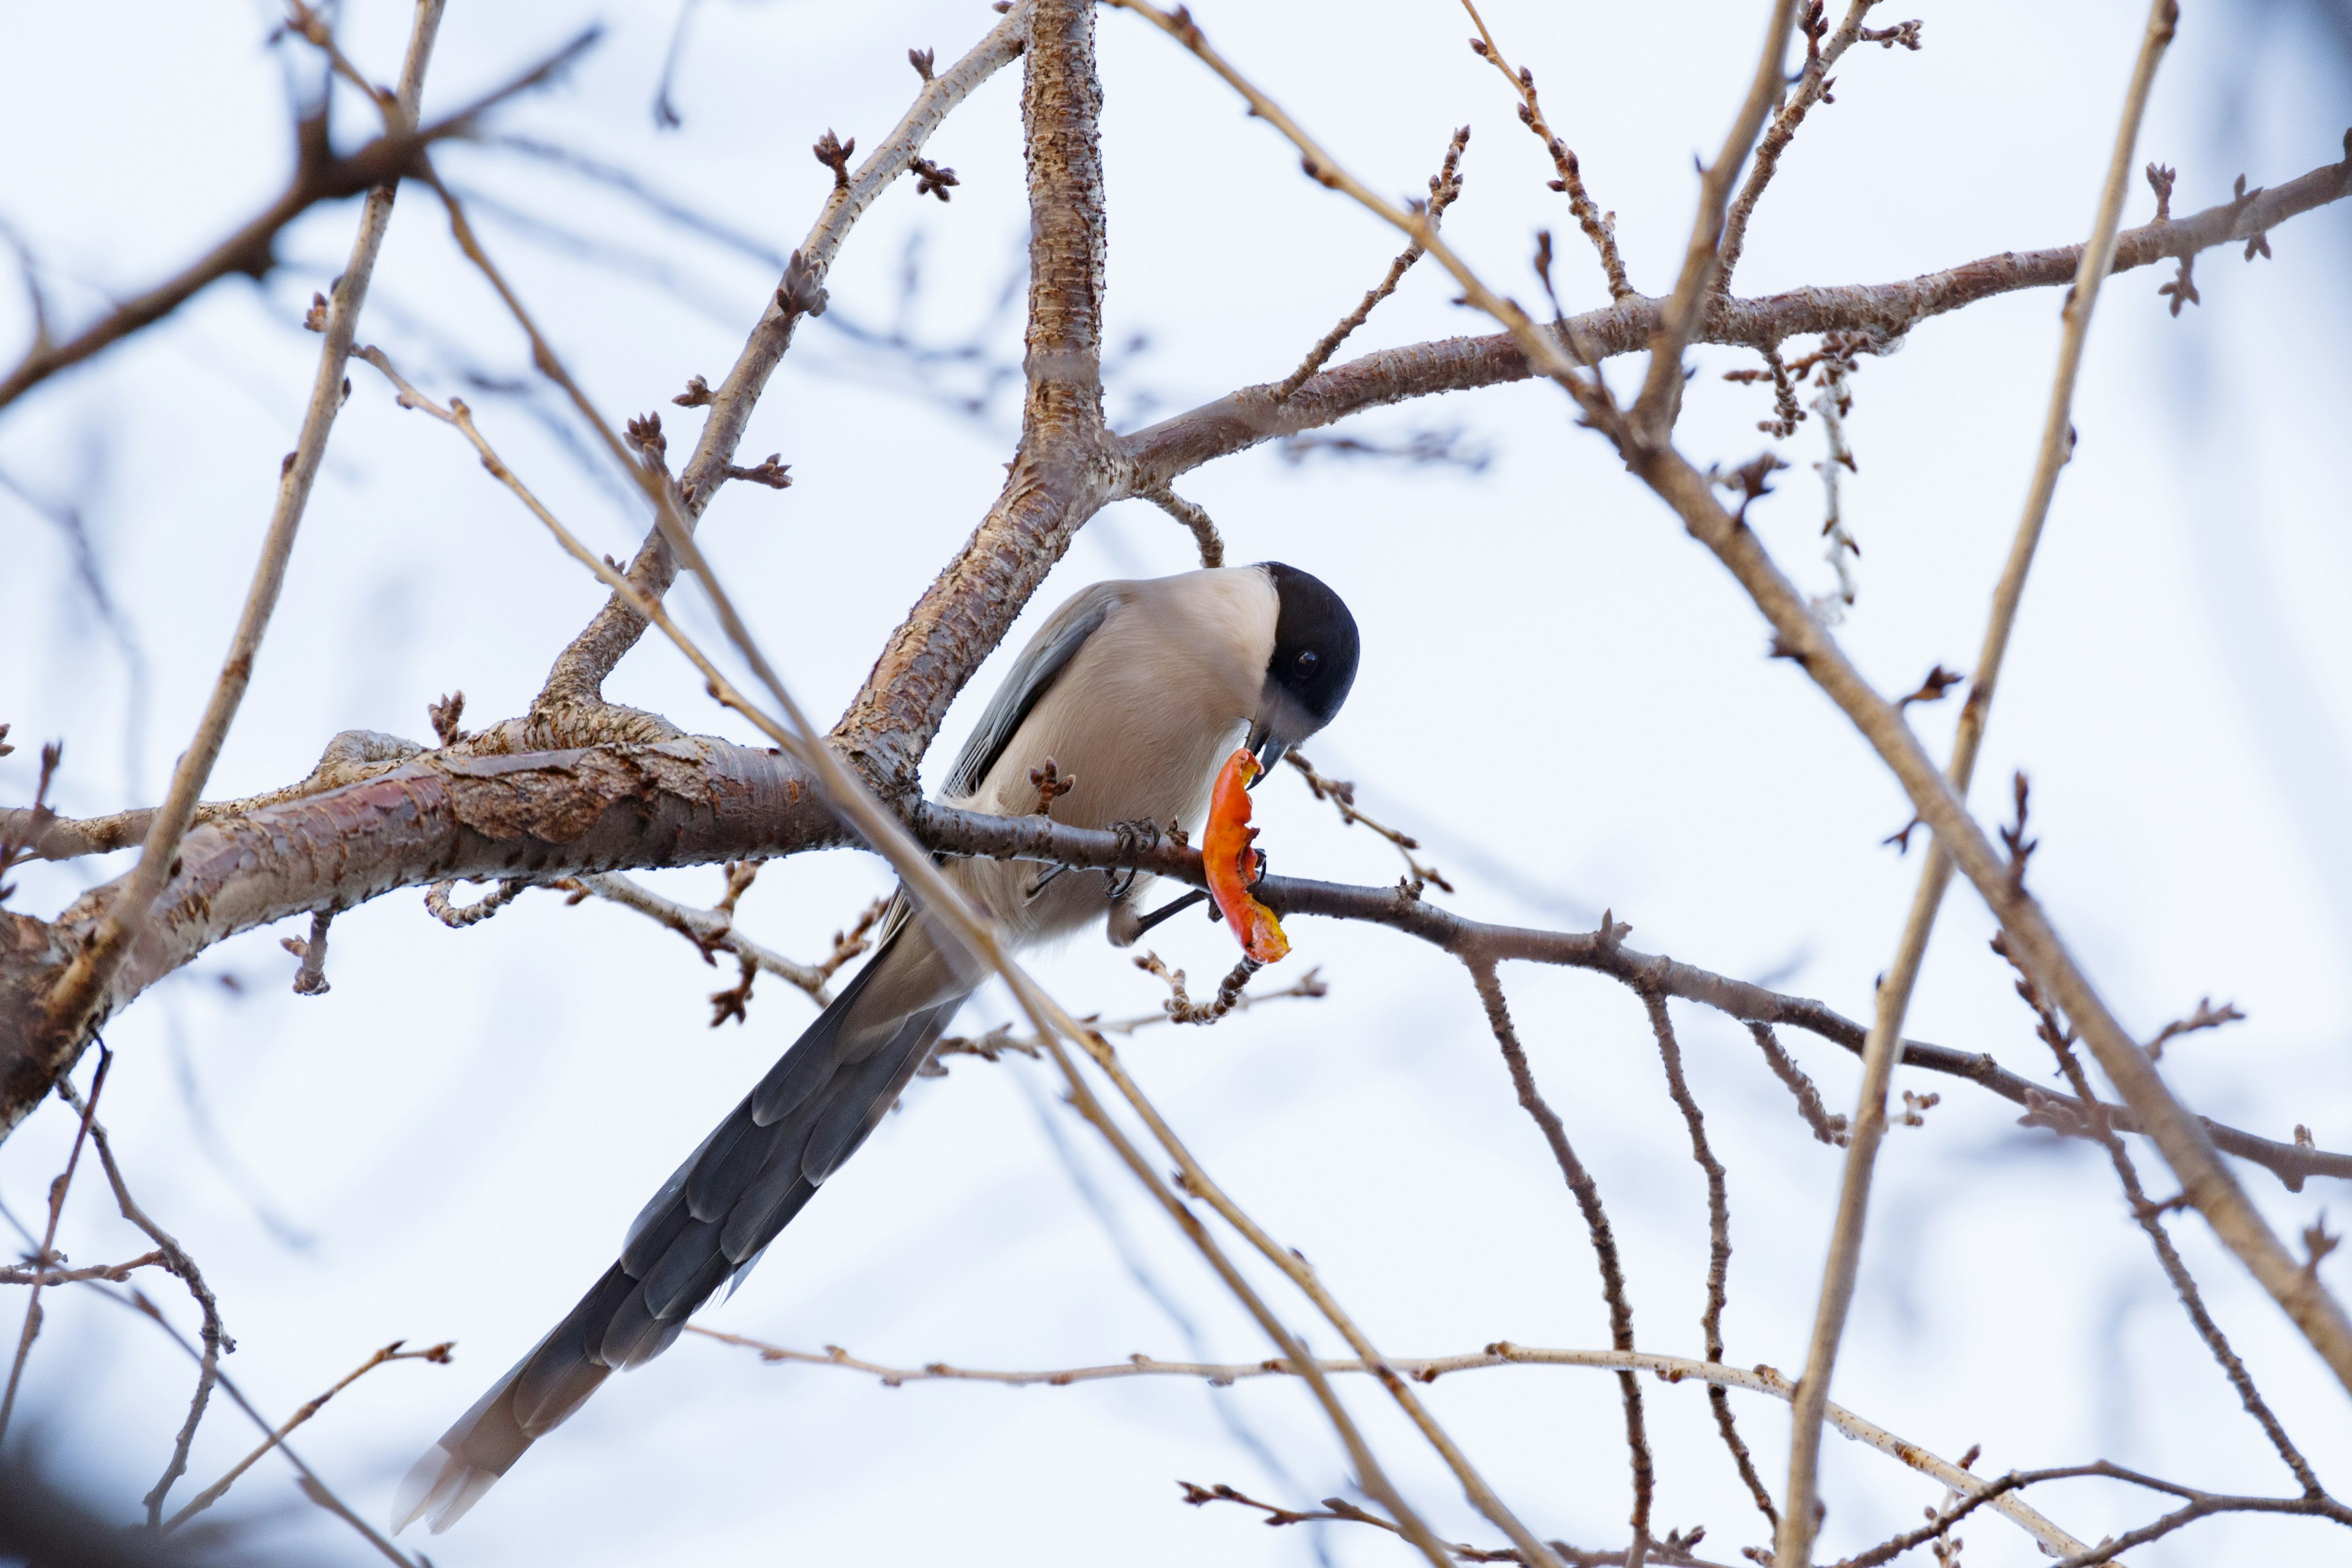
[1,729,424,862]
[830,0,1121,794]
[0,739,845,1135]
[11,736,2349,1194]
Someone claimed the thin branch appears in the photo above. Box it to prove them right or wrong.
[0,1048,109,1445]
[1747,1022,1850,1147]
[1643,993,1776,1531]
[0,1250,164,1287]
[164,1338,455,1530]
[1457,2,1630,300]
[1627,0,1802,440]
[0,15,575,411]
[1779,7,2181,1559]
[2040,1460,2352,1566]
[1467,962,1651,1560]
[1179,1481,1733,1568]
[685,1327,2092,1559]
[1286,752,1451,894]
[1273,125,1470,401]
[29,0,451,1119]
[556,870,877,1008]
[532,2,1031,722]
[1717,2,1918,296]
[282,909,332,995]
[924,967,1327,1074]
[1118,143,2352,488]
[51,1074,232,1529]
[1996,935,2329,1499]
[1140,484,1224,567]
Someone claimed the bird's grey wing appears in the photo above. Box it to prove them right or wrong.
[941,582,1123,800]
[394,904,971,1536]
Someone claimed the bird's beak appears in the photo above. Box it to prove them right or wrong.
[1244,715,1290,787]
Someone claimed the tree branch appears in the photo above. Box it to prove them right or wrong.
[532,3,1032,723]
[0,18,585,412]
[11,748,2348,1204]
[685,1327,2092,1560]
[1780,5,2177,1558]
[1627,0,1800,441]
[1469,962,1652,1559]
[829,0,1119,794]
[1119,140,2352,486]
[1112,0,2352,1403]
[25,0,453,1142]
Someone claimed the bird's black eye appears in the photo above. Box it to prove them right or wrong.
[1295,649,1319,676]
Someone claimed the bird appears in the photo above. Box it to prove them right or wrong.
[394,561,1360,1532]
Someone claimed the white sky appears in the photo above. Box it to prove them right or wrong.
[2,1,2350,1564]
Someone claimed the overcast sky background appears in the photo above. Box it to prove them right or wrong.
[3,1,2351,1563]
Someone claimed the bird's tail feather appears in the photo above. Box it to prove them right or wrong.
[394,899,976,1534]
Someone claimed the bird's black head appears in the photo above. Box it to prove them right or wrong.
[1249,562,1360,777]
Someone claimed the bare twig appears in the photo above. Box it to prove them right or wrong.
[1134,951,1261,1025]
[557,871,878,1006]
[2038,1460,2352,1566]
[50,1074,233,1528]
[1643,994,1776,1531]
[0,1249,164,1287]
[1140,484,1224,567]
[281,909,332,995]
[1458,3,1630,299]
[1468,962,1650,1559]
[0,13,570,411]
[1286,752,1452,894]
[164,1338,454,1529]
[2146,997,2245,1059]
[29,0,451,1118]
[1178,1481,1717,1568]
[0,1048,109,1445]
[1994,935,2329,1499]
[924,967,1327,1074]
[0,737,61,903]
[1778,8,2184,1560]
[686,1327,2091,1558]
[422,876,527,929]
[1628,0,1803,441]
[1717,2,1921,296]
[1273,126,1470,401]
[1811,355,1860,613]
[1748,1022,1850,1147]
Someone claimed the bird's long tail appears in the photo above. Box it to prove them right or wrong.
[393,897,976,1534]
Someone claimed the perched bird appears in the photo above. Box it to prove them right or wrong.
[395,562,1360,1532]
